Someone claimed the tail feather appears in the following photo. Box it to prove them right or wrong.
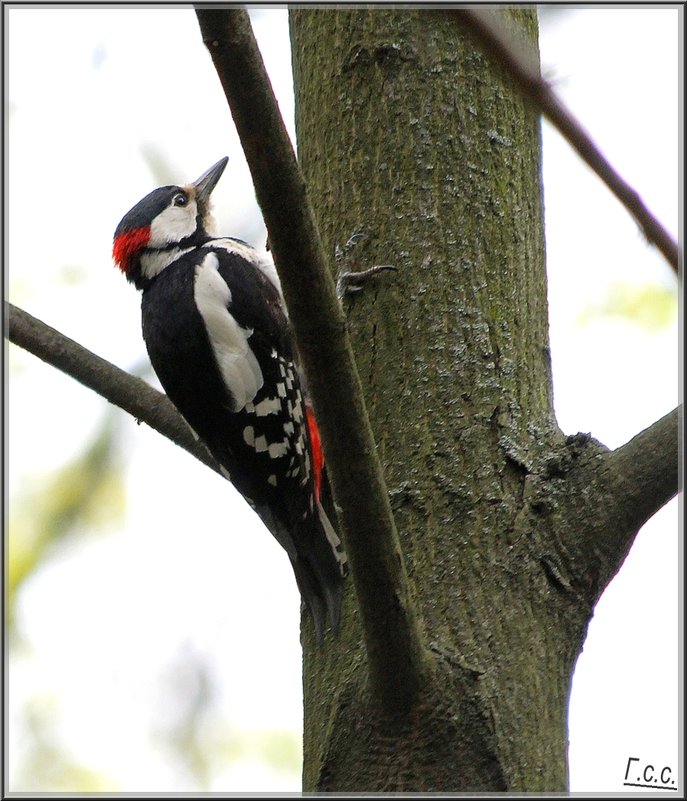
[257,498,345,645]
[316,499,348,580]
[290,554,343,646]
[302,403,348,642]
[292,501,346,645]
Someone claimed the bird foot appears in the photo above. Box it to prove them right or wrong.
[335,232,396,300]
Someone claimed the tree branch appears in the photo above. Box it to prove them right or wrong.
[528,407,681,602]
[600,405,680,543]
[451,8,680,275]
[194,8,427,716]
[6,302,221,476]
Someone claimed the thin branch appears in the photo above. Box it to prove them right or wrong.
[452,8,680,275]
[6,302,221,476]
[195,7,427,717]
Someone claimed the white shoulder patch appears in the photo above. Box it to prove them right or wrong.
[205,238,286,312]
[193,252,264,411]
[252,250,284,307]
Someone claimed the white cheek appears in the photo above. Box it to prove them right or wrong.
[149,200,198,246]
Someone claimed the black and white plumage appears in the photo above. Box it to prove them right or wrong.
[113,158,346,643]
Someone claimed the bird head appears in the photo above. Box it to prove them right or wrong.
[112,156,228,287]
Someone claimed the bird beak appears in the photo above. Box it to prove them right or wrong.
[192,157,229,204]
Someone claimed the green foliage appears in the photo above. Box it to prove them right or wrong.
[12,694,117,792]
[578,281,677,332]
[8,413,126,634]
[220,729,303,776]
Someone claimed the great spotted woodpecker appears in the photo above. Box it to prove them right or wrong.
[112,157,347,643]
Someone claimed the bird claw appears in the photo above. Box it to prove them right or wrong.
[335,232,367,264]
[335,231,396,300]
[344,231,367,250]
[337,265,397,298]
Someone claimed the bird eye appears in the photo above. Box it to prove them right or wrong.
[172,192,188,207]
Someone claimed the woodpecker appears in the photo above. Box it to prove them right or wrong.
[113,157,347,643]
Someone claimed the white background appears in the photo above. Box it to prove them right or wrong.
[7,6,680,793]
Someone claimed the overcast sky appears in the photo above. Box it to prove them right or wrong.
[7,5,680,793]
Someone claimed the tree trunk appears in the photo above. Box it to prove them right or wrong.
[290,8,589,791]
[5,7,676,792]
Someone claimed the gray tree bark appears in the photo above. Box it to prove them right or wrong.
[288,8,677,791]
[8,7,677,794]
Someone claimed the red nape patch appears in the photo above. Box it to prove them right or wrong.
[305,403,325,503]
[112,226,150,274]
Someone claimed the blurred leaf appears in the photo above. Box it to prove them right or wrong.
[577,281,677,332]
[260,730,302,773]
[12,693,117,792]
[219,728,302,775]
[8,412,125,632]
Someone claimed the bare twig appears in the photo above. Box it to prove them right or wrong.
[195,7,428,717]
[6,302,221,476]
[453,8,680,275]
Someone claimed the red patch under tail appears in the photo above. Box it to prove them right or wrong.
[305,403,324,504]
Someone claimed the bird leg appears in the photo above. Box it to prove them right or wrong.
[335,232,397,301]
